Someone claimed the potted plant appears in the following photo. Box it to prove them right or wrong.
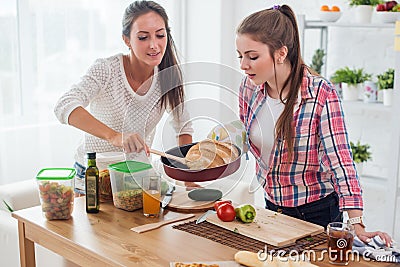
[349,0,381,23]
[330,67,372,101]
[350,140,372,175]
[349,0,381,5]
[310,49,326,75]
[377,68,394,106]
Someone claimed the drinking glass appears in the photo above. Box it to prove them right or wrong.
[327,222,355,265]
[142,176,161,217]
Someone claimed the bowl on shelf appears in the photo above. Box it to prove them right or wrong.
[319,11,342,22]
[376,11,400,23]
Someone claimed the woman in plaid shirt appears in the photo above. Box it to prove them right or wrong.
[236,4,392,246]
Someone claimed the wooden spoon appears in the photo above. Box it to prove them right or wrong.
[149,148,188,166]
[130,213,195,233]
[150,148,208,170]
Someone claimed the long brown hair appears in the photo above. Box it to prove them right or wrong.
[237,5,305,158]
[122,1,184,114]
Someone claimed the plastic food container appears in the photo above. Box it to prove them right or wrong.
[108,161,153,211]
[36,168,76,220]
[96,152,125,202]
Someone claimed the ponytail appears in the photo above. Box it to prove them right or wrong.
[237,5,305,159]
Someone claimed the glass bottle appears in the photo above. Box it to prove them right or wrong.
[85,152,100,213]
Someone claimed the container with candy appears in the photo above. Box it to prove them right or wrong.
[36,168,76,220]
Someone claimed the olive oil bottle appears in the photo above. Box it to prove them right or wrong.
[85,152,100,213]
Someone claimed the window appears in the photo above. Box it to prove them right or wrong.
[0,0,177,123]
[0,0,18,117]
[0,0,179,185]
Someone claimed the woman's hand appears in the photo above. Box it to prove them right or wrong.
[109,132,149,154]
[354,224,393,247]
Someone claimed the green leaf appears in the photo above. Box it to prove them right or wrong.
[350,141,372,163]
[349,0,381,6]
[2,200,14,212]
[309,49,325,74]
[377,68,395,90]
[330,67,371,85]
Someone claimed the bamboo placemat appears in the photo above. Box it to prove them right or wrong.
[173,220,327,254]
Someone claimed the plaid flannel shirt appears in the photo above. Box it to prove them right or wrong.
[239,70,363,211]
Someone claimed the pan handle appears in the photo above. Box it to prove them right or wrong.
[149,148,187,165]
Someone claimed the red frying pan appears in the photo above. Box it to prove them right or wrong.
[160,143,241,182]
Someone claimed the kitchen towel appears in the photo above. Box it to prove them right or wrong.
[352,235,400,263]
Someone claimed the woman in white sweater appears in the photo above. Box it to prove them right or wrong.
[54,1,193,194]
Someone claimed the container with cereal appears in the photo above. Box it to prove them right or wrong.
[36,168,75,220]
[96,152,125,203]
[108,161,153,211]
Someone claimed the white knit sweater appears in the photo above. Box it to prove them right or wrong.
[54,53,193,165]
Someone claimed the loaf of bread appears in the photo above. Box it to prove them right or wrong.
[234,251,271,267]
[234,251,319,267]
[185,139,239,170]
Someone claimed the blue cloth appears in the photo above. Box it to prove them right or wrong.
[73,161,86,195]
[352,235,400,263]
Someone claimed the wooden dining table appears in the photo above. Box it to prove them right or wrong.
[12,197,398,267]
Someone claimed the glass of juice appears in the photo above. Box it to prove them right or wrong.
[142,176,161,217]
[327,222,355,265]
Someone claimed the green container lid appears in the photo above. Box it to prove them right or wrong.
[36,168,76,180]
[108,160,152,173]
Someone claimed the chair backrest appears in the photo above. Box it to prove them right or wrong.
[0,179,40,212]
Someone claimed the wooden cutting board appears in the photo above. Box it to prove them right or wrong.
[206,207,324,247]
[166,191,215,213]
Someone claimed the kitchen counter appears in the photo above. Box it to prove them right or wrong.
[12,197,398,267]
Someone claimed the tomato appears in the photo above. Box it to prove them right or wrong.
[216,203,236,222]
[213,200,232,211]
